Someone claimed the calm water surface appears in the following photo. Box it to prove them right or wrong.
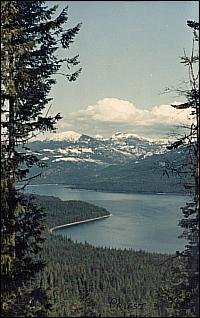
[25,184,189,254]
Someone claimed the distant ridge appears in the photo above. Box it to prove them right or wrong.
[39,130,169,144]
[41,131,82,142]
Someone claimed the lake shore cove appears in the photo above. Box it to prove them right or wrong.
[29,190,187,253]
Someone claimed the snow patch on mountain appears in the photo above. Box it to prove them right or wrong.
[43,148,55,153]
[111,132,150,142]
[43,131,82,142]
[57,147,93,154]
[52,157,104,164]
[111,147,137,157]
[95,134,106,141]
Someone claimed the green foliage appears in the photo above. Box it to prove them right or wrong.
[39,235,169,317]
[1,1,81,315]
[159,21,199,317]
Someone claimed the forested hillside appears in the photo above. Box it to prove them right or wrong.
[39,235,170,317]
[32,195,172,317]
[33,195,110,229]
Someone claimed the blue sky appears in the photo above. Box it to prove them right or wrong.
[46,1,199,139]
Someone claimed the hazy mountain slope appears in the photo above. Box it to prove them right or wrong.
[68,151,191,194]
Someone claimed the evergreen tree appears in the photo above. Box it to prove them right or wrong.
[1,1,81,316]
[159,21,199,317]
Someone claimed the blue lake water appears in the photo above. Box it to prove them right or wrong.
[25,184,189,254]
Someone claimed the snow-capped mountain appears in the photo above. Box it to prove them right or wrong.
[111,132,150,141]
[29,131,167,166]
[26,131,188,193]
[41,131,82,142]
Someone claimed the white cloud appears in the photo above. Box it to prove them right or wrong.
[57,97,193,138]
[150,103,191,125]
[77,98,139,122]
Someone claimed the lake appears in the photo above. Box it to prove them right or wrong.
[25,184,189,254]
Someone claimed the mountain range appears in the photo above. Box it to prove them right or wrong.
[25,131,189,194]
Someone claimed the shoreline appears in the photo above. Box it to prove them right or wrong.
[50,214,112,233]
[25,183,188,196]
